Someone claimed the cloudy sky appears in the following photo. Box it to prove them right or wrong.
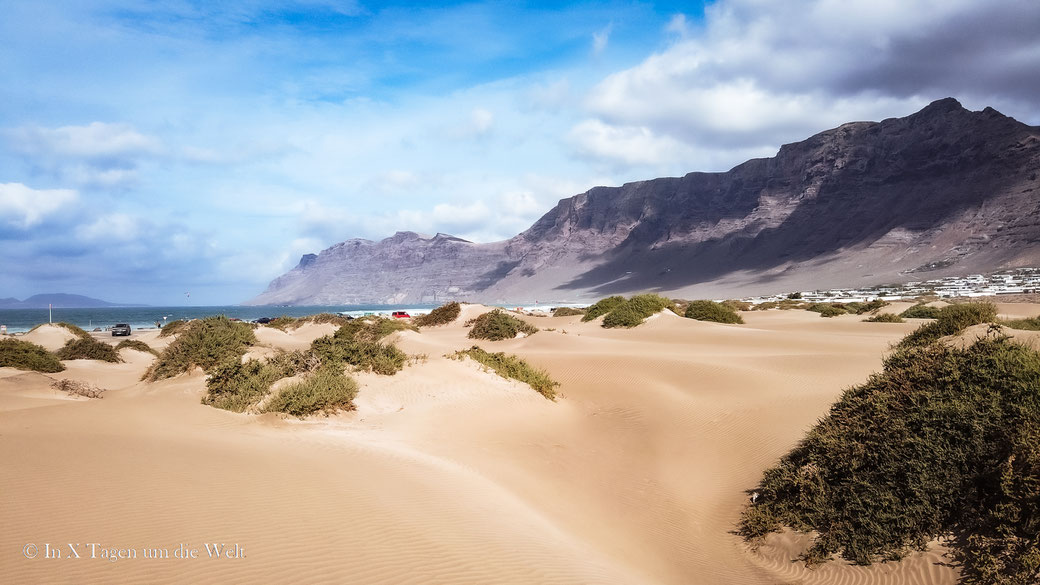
[2,0,1038,305]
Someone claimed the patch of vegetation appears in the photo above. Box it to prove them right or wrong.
[806,303,848,318]
[581,296,627,322]
[115,339,158,355]
[145,316,256,381]
[752,301,778,311]
[1000,316,1040,331]
[310,320,408,375]
[684,300,745,324]
[55,337,122,362]
[855,300,890,315]
[721,300,753,312]
[158,319,190,337]
[896,302,998,349]
[0,338,65,372]
[265,316,298,331]
[864,313,904,323]
[601,294,674,328]
[467,309,539,340]
[452,346,559,400]
[738,335,1040,584]
[900,304,943,319]
[414,302,461,327]
[51,378,105,399]
[202,350,320,412]
[552,306,586,317]
[263,366,358,417]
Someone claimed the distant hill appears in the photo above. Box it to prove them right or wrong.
[0,294,147,309]
[248,98,1040,305]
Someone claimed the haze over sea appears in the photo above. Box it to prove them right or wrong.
[0,305,441,334]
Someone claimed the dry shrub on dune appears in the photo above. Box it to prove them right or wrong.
[0,338,65,372]
[452,346,558,400]
[467,309,538,340]
[56,337,122,363]
[683,300,744,324]
[146,316,256,381]
[263,366,358,417]
[414,302,461,327]
[741,328,1039,584]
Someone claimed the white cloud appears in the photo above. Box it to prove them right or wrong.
[470,108,494,135]
[0,183,78,229]
[592,23,612,56]
[75,212,143,242]
[8,122,161,160]
[575,0,1040,169]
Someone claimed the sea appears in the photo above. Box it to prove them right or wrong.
[0,305,443,334]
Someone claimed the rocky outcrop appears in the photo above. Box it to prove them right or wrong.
[247,99,1040,305]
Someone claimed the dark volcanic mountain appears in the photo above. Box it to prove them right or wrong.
[247,99,1040,305]
[0,294,144,309]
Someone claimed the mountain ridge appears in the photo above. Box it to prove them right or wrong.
[247,98,1040,305]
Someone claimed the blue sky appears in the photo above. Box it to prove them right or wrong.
[2,0,1038,305]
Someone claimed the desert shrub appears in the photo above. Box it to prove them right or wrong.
[414,302,461,327]
[265,316,298,331]
[721,300,753,312]
[0,338,64,372]
[302,313,352,327]
[807,303,848,317]
[312,335,406,375]
[864,313,904,323]
[453,346,559,400]
[787,292,803,300]
[684,300,744,324]
[753,301,778,311]
[601,294,673,328]
[855,300,889,315]
[467,309,538,340]
[202,350,319,412]
[896,302,998,349]
[1000,316,1040,331]
[552,307,586,317]
[55,337,121,363]
[159,319,190,337]
[900,304,942,319]
[263,367,358,417]
[115,339,158,355]
[203,358,286,412]
[145,316,256,381]
[739,335,1040,584]
[335,317,416,343]
[778,299,806,310]
[51,378,105,399]
[581,296,627,322]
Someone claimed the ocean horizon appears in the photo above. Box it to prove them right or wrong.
[0,304,442,334]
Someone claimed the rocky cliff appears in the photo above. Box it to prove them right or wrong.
[247,98,1040,305]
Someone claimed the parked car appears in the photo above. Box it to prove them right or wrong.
[253,317,272,324]
[111,323,131,336]
[391,311,411,319]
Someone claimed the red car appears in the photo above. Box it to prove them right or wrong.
[391,311,410,319]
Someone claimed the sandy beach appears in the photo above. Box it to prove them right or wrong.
[3,303,1038,584]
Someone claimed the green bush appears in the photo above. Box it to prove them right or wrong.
[146,316,256,381]
[414,302,461,327]
[601,294,673,328]
[453,346,559,400]
[581,296,626,322]
[1001,316,1040,331]
[896,302,998,349]
[864,313,904,323]
[738,335,1040,584]
[312,335,406,375]
[467,310,538,340]
[334,317,416,343]
[159,319,190,337]
[0,338,65,372]
[900,304,942,319]
[202,351,318,412]
[552,307,586,317]
[263,367,358,417]
[684,300,745,324]
[721,300,753,312]
[115,339,158,355]
[265,316,297,331]
[807,303,848,317]
[55,337,122,363]
[855,300,889,315]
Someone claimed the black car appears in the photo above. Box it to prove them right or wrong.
[111,323,131,336]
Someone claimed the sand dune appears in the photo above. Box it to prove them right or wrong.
[4,303,1039,584]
